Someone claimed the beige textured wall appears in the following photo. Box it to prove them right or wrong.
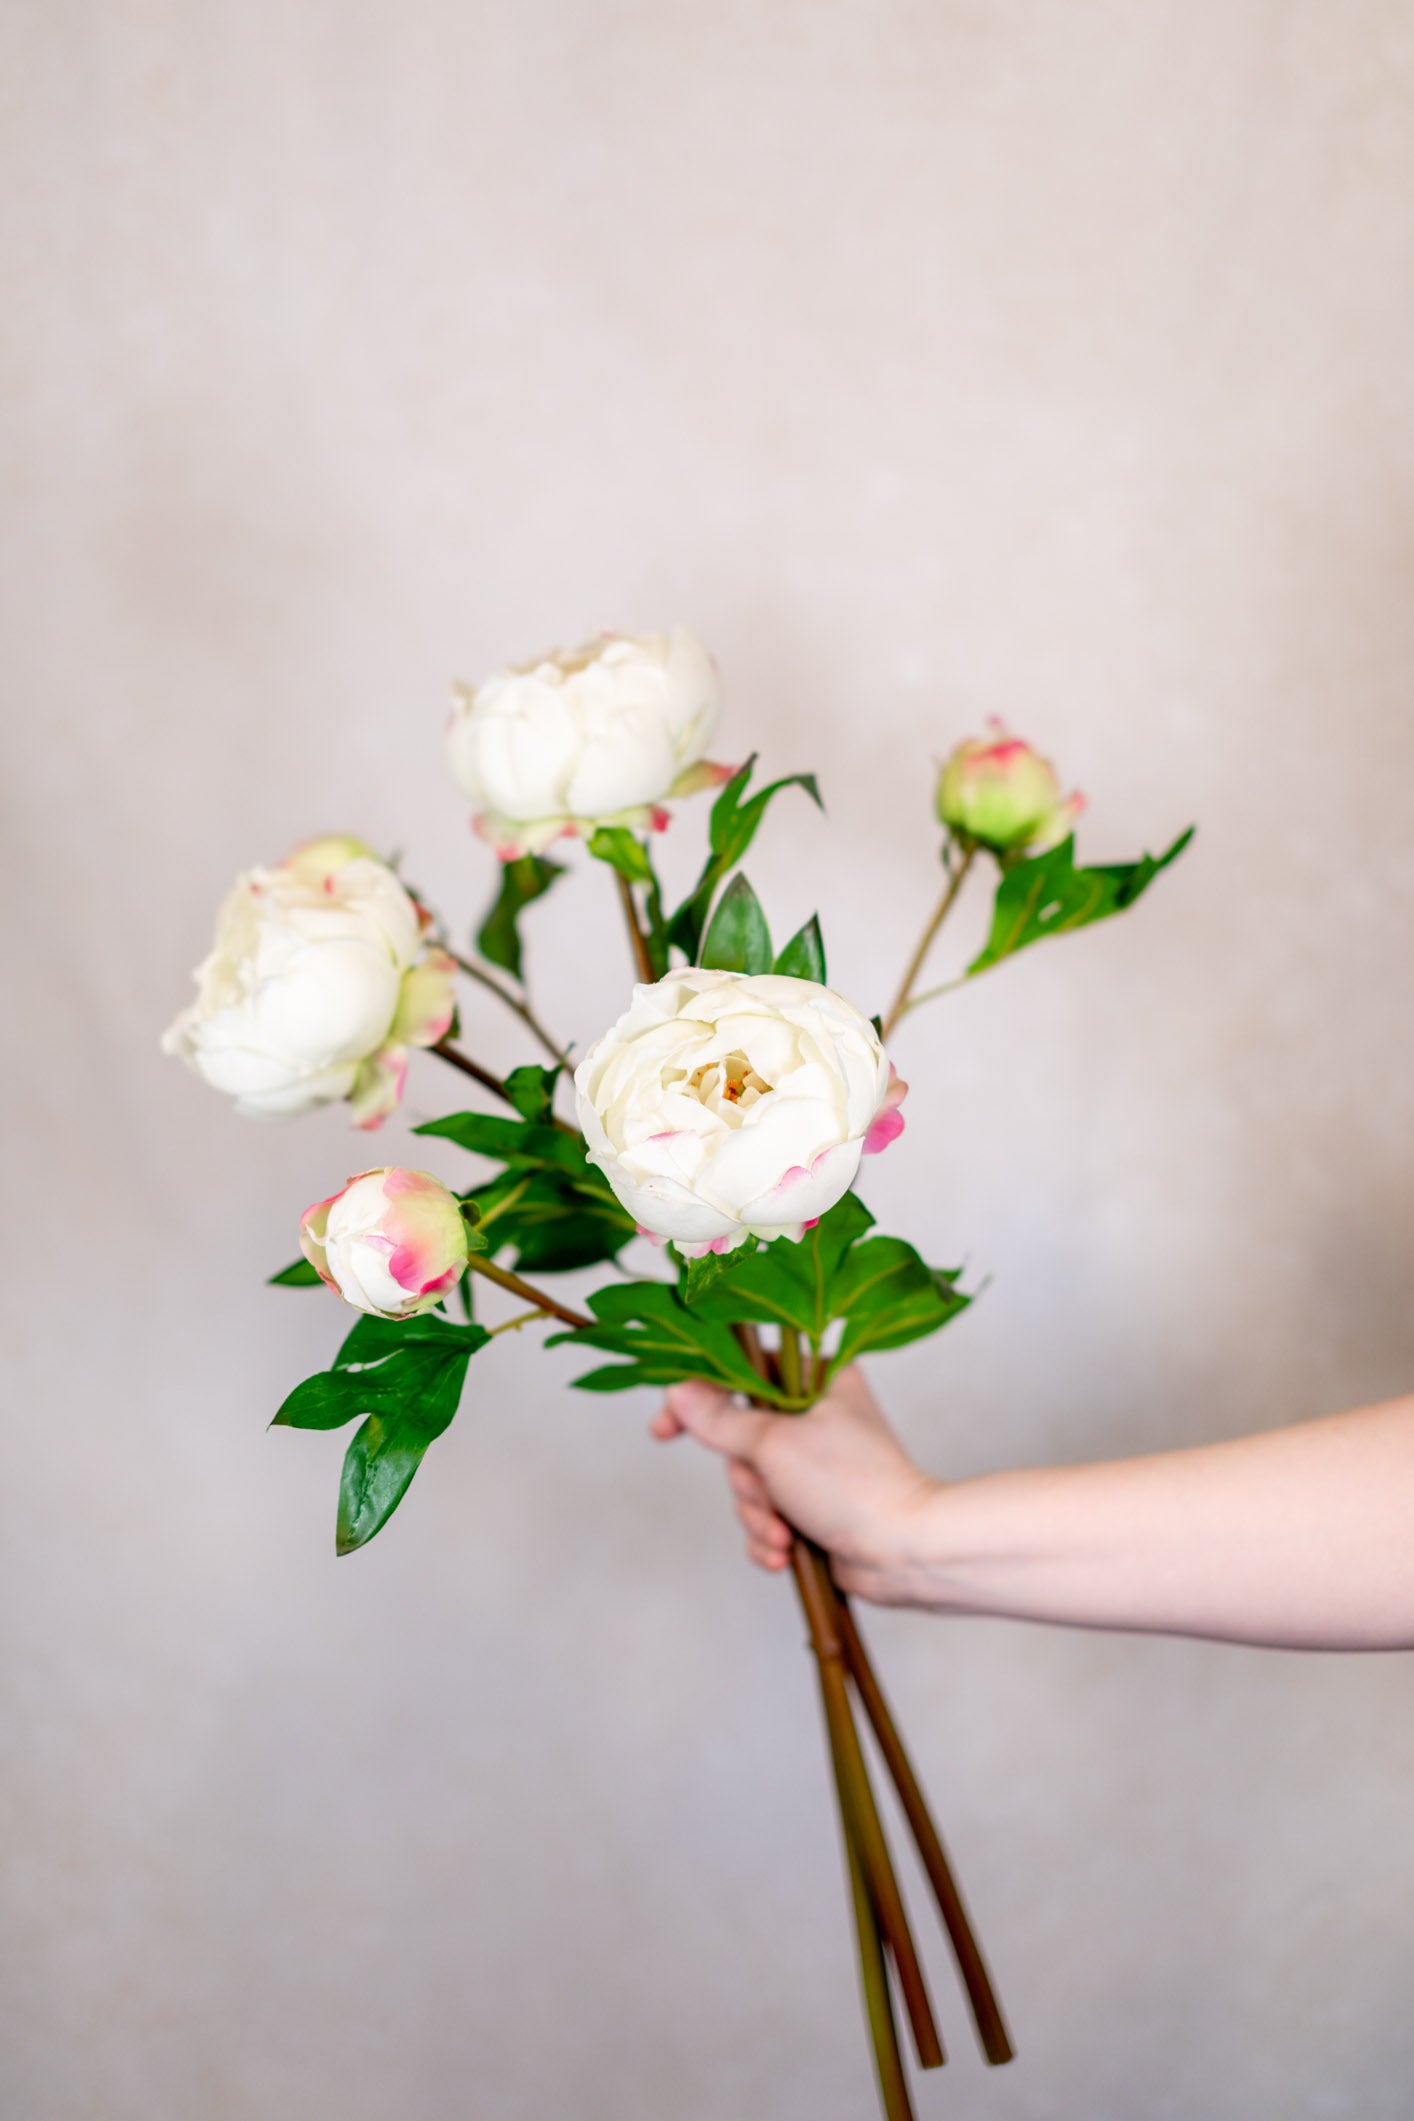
[6,4,1414,2116]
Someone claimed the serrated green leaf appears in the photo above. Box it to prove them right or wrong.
[967,828,1193,979]
[666,758,824,961]
[475,854,565,981]
[772,913,827,983]
[587,826,655,884]
[268,1257,321,1287]
[502,1063,561,1122]
[700,873,773,975]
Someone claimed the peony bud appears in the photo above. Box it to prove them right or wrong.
[574,969,906,1257]
[300,1167,470,1318]
[446,627,732,860]
[936,724,1084,854]
[161,843,457,1128]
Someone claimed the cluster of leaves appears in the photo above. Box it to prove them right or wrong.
[472,756,824,987]
[549,1194,969,1403]
[415,1064,636,1276]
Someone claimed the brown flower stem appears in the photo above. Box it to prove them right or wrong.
[733,1323,771,1384]
[616,869,656,984]
[431,1038,581,1137]
[792,1540,945,2071]
[430,1038,515,1105]
[465,1253,592,1332]
[831,1587,1015,2066]
[442,948,568,1067]
[880,844,977,1040]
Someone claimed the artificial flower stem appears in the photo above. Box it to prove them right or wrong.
[795,1541,919,2118]
[431,1040,581,1137]
[430,1039,515,1104]
[792,1541,946,2071]
[777,1325,805,1401]
[616,869,656,985]
[880,844,977,1039]
[841,1750,918,2121]
[465,1254,593,1332]
[832,1589,1014,2066]
[443,947,568,1067]
[487,1308,545,1338]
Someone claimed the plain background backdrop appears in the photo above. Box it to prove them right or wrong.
[5,4,1414,2116]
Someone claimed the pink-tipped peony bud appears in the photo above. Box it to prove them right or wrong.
[936,724,1084,854]
[300,1167,470,1318]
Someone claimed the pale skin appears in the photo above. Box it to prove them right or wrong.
[649,1369,1414,1651]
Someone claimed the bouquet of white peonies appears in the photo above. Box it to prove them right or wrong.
[166,628,1190,2119]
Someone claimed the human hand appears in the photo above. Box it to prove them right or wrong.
[649,1365,940,1604]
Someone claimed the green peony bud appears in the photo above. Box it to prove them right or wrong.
[936,725,1083,854]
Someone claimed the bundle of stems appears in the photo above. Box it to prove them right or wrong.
[738,1322,1013,2119]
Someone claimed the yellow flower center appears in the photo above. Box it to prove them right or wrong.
[676,1051,774,1121]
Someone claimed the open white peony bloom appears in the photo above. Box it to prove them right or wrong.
[575,969,907,1256]
[161,842,456,1127]
[447,627,730,859]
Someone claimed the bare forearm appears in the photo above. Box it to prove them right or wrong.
[898,1396,1414,1649]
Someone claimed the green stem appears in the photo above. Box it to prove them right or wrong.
[777,1325,804,1401]
[880,843,977,1040]
[487,1308,543,1338]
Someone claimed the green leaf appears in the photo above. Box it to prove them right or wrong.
[469,1166,636,1274]
[502,1063,561,1123]
[967,829,1194,980]
[274,1310,488,1431]
[666,757,824,961]
[700,873,773,975]
[547,1281,776,1399]
[276,1308,490,1554]
[772,913,827,983]
[268,1257,321,1287]
[475,854,565,982]
[675,1236,759,1307]
[587,826,655,884]
[331,1310,489,1371]
[830,1239,970,1364]
[415,1109,590,1178]
[688,1193,875,1341]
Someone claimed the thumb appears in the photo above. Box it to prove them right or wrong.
[663,1379,773,1461]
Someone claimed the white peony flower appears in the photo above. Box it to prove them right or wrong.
[446,627,731,859]
[574,969,907,1257]
[301,1167,470,1318]
[161,842,457,1127]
